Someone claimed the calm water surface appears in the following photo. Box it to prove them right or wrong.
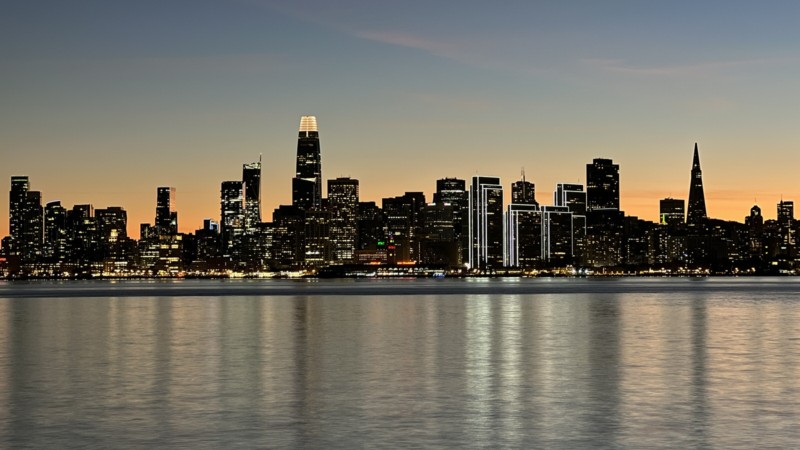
[0,278,799,448]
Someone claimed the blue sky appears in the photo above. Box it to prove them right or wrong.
[2,0,799,235]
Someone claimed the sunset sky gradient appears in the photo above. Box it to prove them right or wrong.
[2,0,799,238]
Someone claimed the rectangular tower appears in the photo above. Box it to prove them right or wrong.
[469,176,504,271]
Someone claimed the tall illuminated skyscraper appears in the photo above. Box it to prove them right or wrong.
[328,177,359,263]
[9,176,30,255]
[468,176,503,270]
[155,187,177,235]
[292,115,322,210]
[220,181,245,260]
[686,143,707,225]
[586,158,619,211]
[242,158,262,228]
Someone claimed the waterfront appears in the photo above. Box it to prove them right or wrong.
[1,278,799,448]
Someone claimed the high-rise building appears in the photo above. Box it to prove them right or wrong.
[745,205,764,262]
[382,192,426,263]
[328,177,359,263]
[554,183,587,260]
[155,187,177,235]
[586,158,620,211]
[44,201,68,262]
[303,207,331,267]
[9,176,30,255]
[505,203,541,268]
[542,206,574,264]
[21,191,44,263]
[220,181,245,260]
[777,200,795,262]
[292,115,322,210]
[554,183,587,216]
[660,198,685,225]
[434,178,468,265]
[67,204,98,268]
[468,176,504,270]
[420,202,458,266]
[511,173,537,206]
[686,143,707,225]
[271,205,305,268]
[778,200,794,224]
[243,158,262,229]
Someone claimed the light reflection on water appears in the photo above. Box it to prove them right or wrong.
[0,279,799,448]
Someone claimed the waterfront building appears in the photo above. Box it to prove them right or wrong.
[505,203,541,268]
[660,198,685,226]
[469,176,503,270]
[687,143,707,225]
[586,158,619,212]
[292,115,322,210]
[434,178,468,266]
[155,187,177,236]
[220,181,245,260]
[328,177,359,263]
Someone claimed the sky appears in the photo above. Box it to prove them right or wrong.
[1,0,799,238]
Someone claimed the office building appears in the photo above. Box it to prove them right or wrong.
[686,143,707,225]
[586,158,619,211]
[220,181,245,260]
[660,198,685,226]
[155,187,177,235]
[468,176,503,270]
[292,115,322,210]
[328,177,359,263]
[511,173,537,205]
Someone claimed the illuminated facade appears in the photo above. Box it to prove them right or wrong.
[293,115,322,210]
[660,198,685,225]
[328,177,359,263]
[511,175,537,206]
[220,181,245,260]
[469,176,503,270]
[155,187,177,236]
[586,158,619,212]
[434,178,468,266]
[243,159,262,230]
[505,203,541,268]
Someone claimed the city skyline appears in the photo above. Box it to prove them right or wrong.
[2,1,799,238]
[2,121,797,241]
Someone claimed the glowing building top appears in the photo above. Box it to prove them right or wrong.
[299,115,318,133]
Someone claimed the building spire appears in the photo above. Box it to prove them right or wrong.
[687,142,707,225]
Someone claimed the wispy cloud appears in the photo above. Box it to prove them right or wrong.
[582,57,797,77]
[355,30,471,62]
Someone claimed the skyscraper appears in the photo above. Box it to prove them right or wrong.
[328,177,359,263]
[9,176,44,262]
[243,158,262,228]
[686,143,707,225]
[554,183,587,260]
[155,187,177,235]
[220,181,245,260]
[505,203,541,268]
[586,158,620,211]
[9,176,30,255]
[554,183,587,216]
[44,201,68,262]
[468,176,503,270]
[434,178,468,265]
[659,198,685,225]
[511,172,537,205]
[293,115,322,210]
